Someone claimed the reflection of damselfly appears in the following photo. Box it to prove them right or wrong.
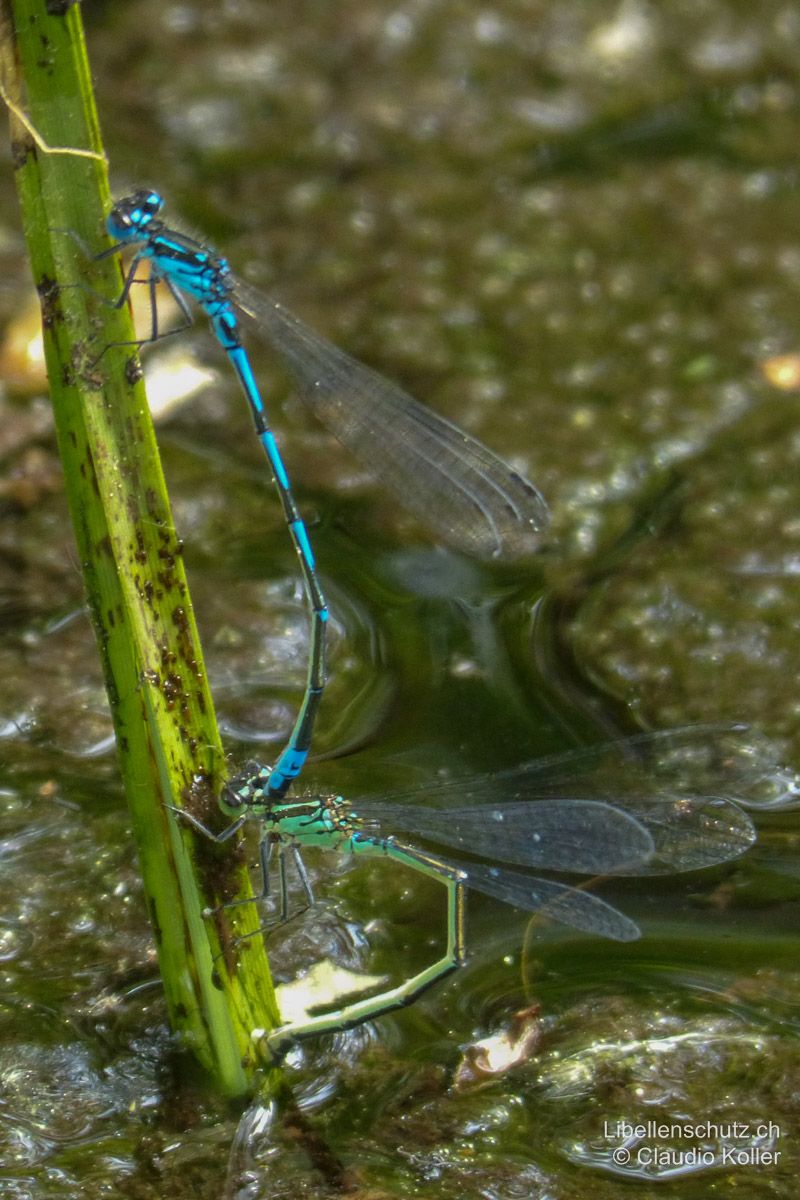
[102,191,549,799]
[173,723,775,1058]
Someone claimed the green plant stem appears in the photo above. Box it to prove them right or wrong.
[0,0,280,1096]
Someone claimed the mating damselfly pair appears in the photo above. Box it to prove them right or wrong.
[100,193,778,1057]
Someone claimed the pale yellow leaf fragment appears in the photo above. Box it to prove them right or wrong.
[761,353,800,391]
[453,1004,542,1089]
[276,961,389,1024]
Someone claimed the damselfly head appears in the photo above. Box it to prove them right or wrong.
[107,190,164,242]
[221,762,271,814]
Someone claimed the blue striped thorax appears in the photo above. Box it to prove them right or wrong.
[107,190,235,309]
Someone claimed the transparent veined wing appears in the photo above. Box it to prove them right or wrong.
[232,279,548,560]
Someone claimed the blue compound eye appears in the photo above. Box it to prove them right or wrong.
[106,210,132,238]
[141,191,163,216]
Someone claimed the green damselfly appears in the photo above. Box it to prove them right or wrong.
[170,722,786,1057]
